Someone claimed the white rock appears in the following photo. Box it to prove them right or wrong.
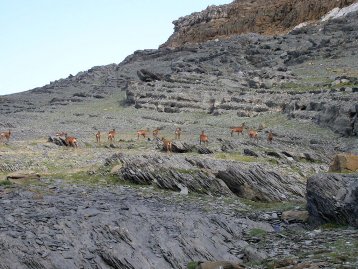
[321,2,358,22]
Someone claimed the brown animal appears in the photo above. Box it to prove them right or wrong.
[96,131,101,143]
[65,134,78,148]
[174,127,182,140]
[161,137,172,153]
[137,128,149,140]
[0,130,11,142]
[108,129,116,143]
[230,122,245,136]
[199,131,209,145]
[152,128,160,138]
[248,129,258,142]
[195,261,245,269]
[267,130,273,143]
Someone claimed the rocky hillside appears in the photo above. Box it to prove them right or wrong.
[0,2,358,269]
[161,0,356,48]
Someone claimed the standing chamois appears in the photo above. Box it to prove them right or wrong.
[161,137,173,153]
[65,134,78,148]
[174,127,182,140]
[108,129,116,143]
[96,131,101,143]
[199,131,209,145]
[248,128,259,143]
[230,122,245,136]
[152,128,160,139]
[0,130,11,142]
[137,128,149,140]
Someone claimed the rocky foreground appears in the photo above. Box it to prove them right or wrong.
[0,177,357,269]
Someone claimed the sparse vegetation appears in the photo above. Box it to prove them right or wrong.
[248,228,267,238]
[0,179,12,186]
[215,152,257,162]
[187,261,198,269]
[241,198,305,211]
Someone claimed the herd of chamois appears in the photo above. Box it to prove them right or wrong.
[0,124,274,152]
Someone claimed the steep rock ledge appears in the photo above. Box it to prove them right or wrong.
[161,0,356,48]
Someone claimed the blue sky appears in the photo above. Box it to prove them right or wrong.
[0,0,232,95]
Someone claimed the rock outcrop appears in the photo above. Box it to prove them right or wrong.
[121,10,358,137]
[329,153,358,172]
[161,0,356,48]
[106,153,305,202]
[306,173,358,227]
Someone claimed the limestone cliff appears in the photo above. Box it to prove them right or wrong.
[161,0,356,48]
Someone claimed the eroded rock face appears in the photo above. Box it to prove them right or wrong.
[307,173,358,227]
[120,10,358,137]
[106,153,305,202]
[161,0,355,48]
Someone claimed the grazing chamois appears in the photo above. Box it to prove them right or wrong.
[174,127,182,140]
[248,128,258,143]
[152,128,160,138]
[230,122,245,136]
[96,131,101,143]
[0,130,11,142]
[137,128,149,140]
[161,137,172,153]
[108,129,116,143]
[267,130,273,143]
[199,131,209,145]
[65,134,78,148]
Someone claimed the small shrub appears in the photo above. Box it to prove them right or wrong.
[0,179,12,186]
[248,228,267,238]
[187,261,198,269]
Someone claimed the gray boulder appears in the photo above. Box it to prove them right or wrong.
[307,173,358,227]
[217,165,305,202]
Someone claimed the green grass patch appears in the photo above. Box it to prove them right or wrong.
[267,158,279,165]
[215,152,257,162]
[332,82,358,89]
[248,228,267,238]
[320,222,349,230]
[187,261,198,269]
[0,179,12,186]
[278,82,327,92]
[241,198,305,211]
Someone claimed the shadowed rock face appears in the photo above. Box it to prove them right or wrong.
[161,0,356,48]
[307,173,358,227]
